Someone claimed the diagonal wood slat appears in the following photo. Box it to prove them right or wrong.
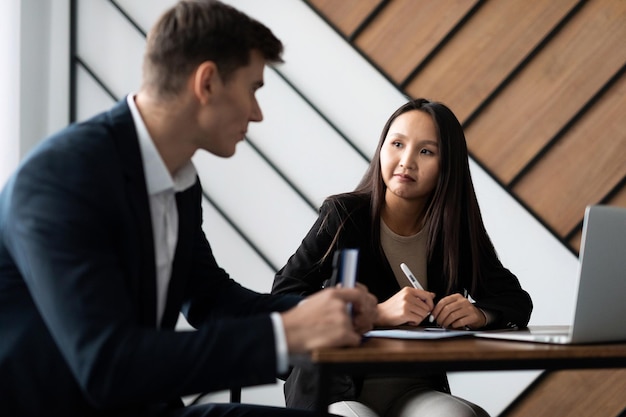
[403,0,579,122]
[514,72,626,238]
[465,0,626,184]
[354,0,478,83]
[307,0,382,37]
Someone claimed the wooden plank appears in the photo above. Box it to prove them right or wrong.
[404,0,578,122]
[355,0,476,83]
[513,71,626,237]
[568,228,583,254]
[503,369,626,417]
[306,0,382,37]
[607,185,626,209]
[465,0,626,184]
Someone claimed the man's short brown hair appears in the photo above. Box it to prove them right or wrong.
[143,0,283,97]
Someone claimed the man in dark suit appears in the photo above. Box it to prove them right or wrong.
[0,1,377,416]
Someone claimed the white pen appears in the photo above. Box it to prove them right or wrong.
[400,263,435,323]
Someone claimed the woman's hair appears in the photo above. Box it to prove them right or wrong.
[143,0,283,98]
[349,98,499,294]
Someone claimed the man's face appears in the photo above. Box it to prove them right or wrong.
[198,49,265,158]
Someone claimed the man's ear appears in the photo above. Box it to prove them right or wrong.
[192,61,219,105]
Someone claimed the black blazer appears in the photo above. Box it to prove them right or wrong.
[0,100,300,416]
[272,193,532,408]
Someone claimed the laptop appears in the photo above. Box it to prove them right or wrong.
[476,205,626,345]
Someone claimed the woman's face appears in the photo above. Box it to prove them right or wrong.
[380,110,440,204]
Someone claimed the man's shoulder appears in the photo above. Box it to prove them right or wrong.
[9,100,139,199]
[27,100,132,159]
[65,99,133,143]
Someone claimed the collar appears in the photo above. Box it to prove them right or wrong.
[126,94,197,195]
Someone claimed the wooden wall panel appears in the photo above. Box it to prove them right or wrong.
[514,72,626,237]
[307,0,626,254]
[568,229,583,254]
[465,0,626,184]
[355,0,477,83]
[503,369,626,417]
[607,185,626,210]
[405,0,578,122]
[307,0,382,36]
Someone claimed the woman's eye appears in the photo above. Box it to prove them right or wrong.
[392,141,402,148]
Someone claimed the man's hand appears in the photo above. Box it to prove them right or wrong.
[281,285,377,354]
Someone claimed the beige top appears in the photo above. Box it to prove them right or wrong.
[380,219,494,328]
[380,219,428,290]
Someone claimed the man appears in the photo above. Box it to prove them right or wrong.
[0,1,377,416]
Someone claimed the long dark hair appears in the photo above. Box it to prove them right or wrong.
[345,98,499,294]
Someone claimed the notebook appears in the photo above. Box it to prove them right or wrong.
[475,205,626,345]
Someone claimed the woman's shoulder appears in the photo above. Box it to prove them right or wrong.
[316,192,372,239]
[320,192,370,215]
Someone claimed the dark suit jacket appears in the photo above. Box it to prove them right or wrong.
[0,100,300,416]
[272,193,533,409]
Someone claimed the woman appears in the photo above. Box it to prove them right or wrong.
[272,99,533,417]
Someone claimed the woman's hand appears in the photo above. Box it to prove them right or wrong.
[375,287,435,327]
[431,293,487,329]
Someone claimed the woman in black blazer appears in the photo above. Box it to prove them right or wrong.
[272,98,533,417]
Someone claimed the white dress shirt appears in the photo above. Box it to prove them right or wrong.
[126,95,288,372]
[127,94,197,326]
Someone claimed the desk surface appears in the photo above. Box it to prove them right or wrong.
[296,330,626,414]
[297,334,626,373]
[313,336,626,362]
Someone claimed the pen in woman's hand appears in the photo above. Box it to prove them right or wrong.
[400,263,435,323]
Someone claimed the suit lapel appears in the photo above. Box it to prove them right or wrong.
[160,184,198,329]
[108,100,158,327]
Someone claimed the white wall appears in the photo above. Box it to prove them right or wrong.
[0,0,21,188]
[7,1,580,415]
[0,0,69,188]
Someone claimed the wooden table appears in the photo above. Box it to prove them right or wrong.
[290,334,626,415]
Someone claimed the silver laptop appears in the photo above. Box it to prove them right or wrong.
[476,205,626,345]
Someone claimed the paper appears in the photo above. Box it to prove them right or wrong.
[365,328,478,340]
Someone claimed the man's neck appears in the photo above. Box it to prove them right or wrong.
[133,91,197,176]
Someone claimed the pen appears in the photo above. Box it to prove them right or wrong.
[464,288,476,304]
[400,263,435,323]
[462,289,474,330]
